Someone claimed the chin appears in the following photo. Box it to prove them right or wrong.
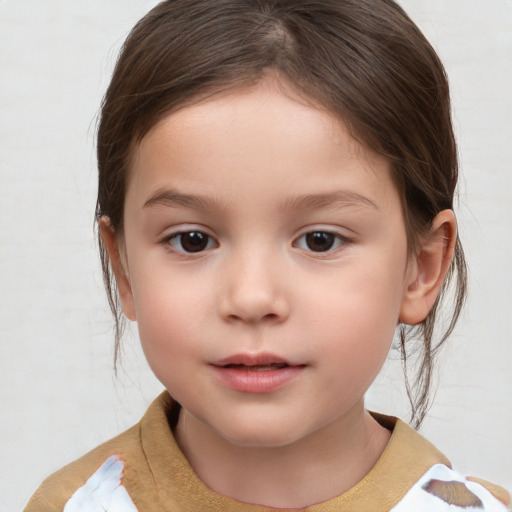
[214,418,309,449]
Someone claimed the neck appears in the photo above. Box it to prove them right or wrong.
[175,403,391,508]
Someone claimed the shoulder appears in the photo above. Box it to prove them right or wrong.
[24,422,145,511]
[24,392,175,512]
[370,413,510,512]
[466,476,511,510]
[390,463,511,511]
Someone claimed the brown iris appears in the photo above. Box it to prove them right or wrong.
[178,232,210,252]
[305,232,336,252]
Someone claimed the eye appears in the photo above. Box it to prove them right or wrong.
[295,231,347,253]
[167,231,216,253]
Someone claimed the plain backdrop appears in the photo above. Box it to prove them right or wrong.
[1,1,511,510]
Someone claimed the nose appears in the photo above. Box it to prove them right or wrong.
[218,249,290,325]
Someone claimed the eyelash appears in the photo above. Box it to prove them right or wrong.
[293,230,350,254]
[163,231,217,254]
[162,229,350,255]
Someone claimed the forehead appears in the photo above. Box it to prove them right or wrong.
[127,81,398,214]
[132,77,380,163]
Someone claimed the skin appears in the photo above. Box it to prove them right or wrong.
[101,80,456,508]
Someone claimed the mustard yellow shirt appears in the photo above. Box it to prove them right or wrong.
[25,392,510,511]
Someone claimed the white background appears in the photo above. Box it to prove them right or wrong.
[0,1,511,510]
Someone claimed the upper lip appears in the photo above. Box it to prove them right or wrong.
[211,353,295,367]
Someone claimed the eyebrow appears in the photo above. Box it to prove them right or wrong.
[143,188,227,211]
[281,191,379,212]
[143,188,378,212]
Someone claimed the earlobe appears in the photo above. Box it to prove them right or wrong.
[399,210,457,325]
[99,217,137,321]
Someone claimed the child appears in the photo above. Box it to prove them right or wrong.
[24,0,510,510]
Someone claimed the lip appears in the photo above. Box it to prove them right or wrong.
[210,353,306,393]
[213,352,292,367]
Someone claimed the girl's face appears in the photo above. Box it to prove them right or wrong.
[115,81,416,447]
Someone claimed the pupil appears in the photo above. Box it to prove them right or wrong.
[181,232,208,252]
[306,232,335,252]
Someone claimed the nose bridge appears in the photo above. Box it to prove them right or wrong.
[219,240,289,323]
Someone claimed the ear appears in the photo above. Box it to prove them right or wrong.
[99,217,137,321]
[399,210,457,325]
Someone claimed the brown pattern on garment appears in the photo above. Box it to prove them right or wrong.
[422,479,484,508]
[467,476,512,508]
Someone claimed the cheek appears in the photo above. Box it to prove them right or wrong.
[313,297,396,404]
[130,269,212,369]
[309,258,406,334]
[304,255,406,381]
[315,294,395,372]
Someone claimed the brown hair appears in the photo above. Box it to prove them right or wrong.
[96,0,467,427]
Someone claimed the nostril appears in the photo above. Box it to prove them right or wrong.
[224,310,286,325]
[226,312,279,323]
[219,287,290,324]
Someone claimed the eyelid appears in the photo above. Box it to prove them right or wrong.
[160,225,218,255]
[293,227,353,254]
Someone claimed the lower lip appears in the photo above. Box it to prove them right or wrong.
[211,365,305,393]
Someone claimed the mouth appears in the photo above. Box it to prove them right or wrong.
[221,362,290,371]
[210,353,305,393]
[212,352,294,368]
